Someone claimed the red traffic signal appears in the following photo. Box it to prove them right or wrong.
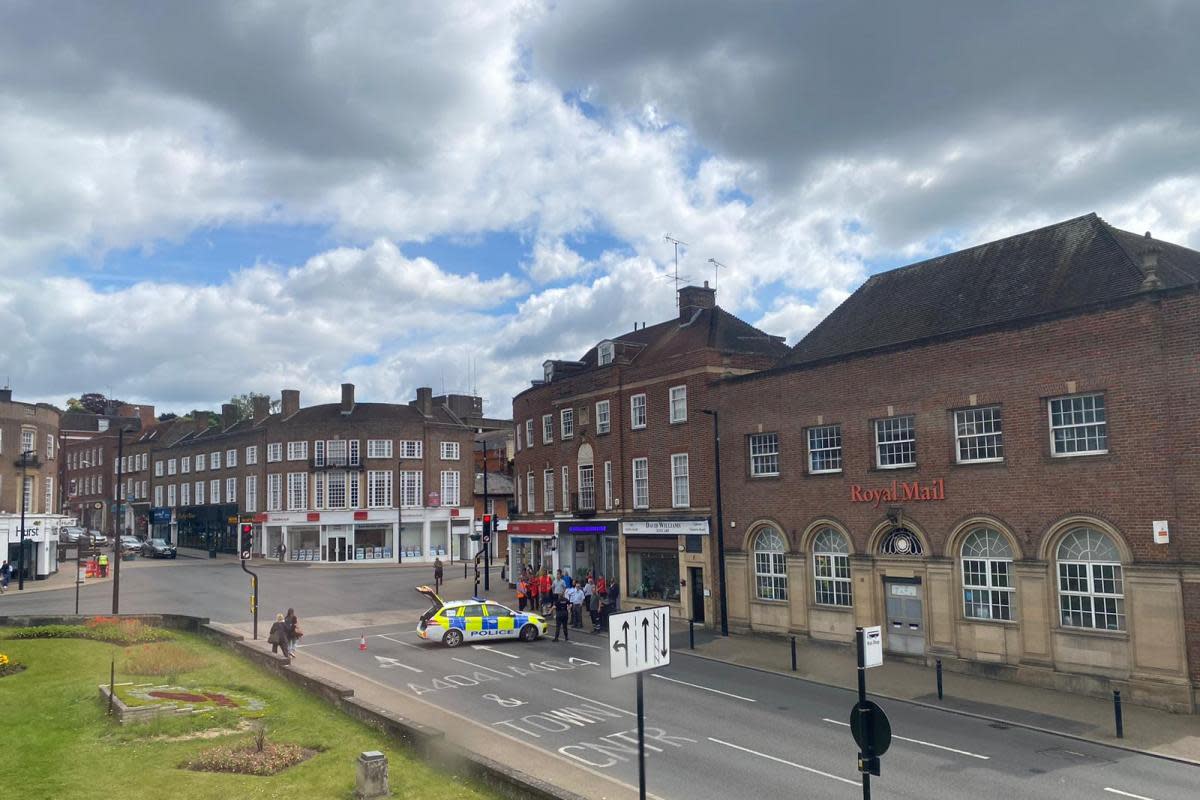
[482,514,492,524]
[239,523,254,559]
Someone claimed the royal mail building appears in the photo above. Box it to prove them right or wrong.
[716,214,1200,711]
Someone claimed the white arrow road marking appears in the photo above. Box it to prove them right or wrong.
[374,655,422,673]
[821,718,989,759]
[472,644,520,658]
[551,688,637,717]
[1104,789,1157,800]
[651,674,756,702]
[708,737,858,787]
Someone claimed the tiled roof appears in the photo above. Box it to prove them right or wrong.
[785,213,1200,367]
[272,402,444,426]
[474,472,514,495]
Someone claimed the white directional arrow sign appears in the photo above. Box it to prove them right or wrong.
[609,605,671,679]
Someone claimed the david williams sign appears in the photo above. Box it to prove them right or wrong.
[851,479,945,508]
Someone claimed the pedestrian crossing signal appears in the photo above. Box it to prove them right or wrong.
[239,523,253,560]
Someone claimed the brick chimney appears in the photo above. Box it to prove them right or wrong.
[416,387,433,416]
[0,387,11,403]
[281,389,301,419]
[340,383,355,415]
[679,281,716,321]
[221,403,237,430]
[252,395,271,423]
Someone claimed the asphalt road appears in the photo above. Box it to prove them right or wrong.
[4,560,1197,800]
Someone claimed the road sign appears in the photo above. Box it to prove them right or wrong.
[862,625,883,668]
[609,606,671,679]
[850,700,892,756]
[482,533,491,544]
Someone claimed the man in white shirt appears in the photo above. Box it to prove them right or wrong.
[568,583,585,628]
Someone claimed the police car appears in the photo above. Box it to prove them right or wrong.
[416,586,548,648]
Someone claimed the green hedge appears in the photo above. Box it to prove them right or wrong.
[3,623,174,645]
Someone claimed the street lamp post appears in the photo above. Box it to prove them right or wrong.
[17,449,33,590]
[112,428,130,614]
[700,409,729,636]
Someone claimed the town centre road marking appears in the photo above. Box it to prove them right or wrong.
[821,718,989,760]
[552,688,637,718]
[708,737,858,787]
[378,634,423,649]
[451,657,512,677]
[472,644,520,658]
[1103,789,1158,800]
[651,674,756,702]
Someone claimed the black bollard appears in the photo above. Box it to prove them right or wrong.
[689,619,695,650]
[936,658,943,700]
[463,562,468,579]
[1113,690,1124,738]
[791,635,797,671]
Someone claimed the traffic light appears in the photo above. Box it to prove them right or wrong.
[472,514,491,542]
[240,523,254,560]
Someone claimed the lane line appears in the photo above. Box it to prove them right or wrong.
[651,674,756,702]
[472,644,520,658]
[374,655,423,673]
[295,636,361,648]
[568,640,603,650]
[1104,789,1157,800]
[378,634,423,649]
[451,657,511,677]
[708,737,858,787]
[551,688,637,717]
[820,718,989,760]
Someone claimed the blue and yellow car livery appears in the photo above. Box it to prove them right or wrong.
[416,586,547,648]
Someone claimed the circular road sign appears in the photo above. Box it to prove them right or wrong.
[849,701,892,756]
[482,533,492,544]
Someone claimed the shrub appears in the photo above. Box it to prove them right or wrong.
[3,621,173,645]
[121,643,209,678]
[184,736,313,776]
[0,652,24,677]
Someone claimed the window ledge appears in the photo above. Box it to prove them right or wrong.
[750,597,789,606]
[961,616,1019,627]
[812,602,854,613]
[1055,625,1128,641]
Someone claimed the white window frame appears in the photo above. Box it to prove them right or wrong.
[44,477,54,513]
[874,416,916,469]
[168,483,178,508]
[543,468,554,513]
[400,470,423,508]
[812,528,852,607]
[155,460,164,477]
[209,479,220,504]
[749,433,780,477]
[1057,528,1124,631]
[597,341,614,366]
[578,463,595,511]
[210,451,221,470]
[440,470,461,506]
[596,400,611,434]
[807,425,843,474]
[154,485,164,506]
[516,424,522,451]
[180,482,190,506]
[181,457,190,475]
[287,472,308,510]
[349,439,360,467]
[266,474,282,511]
[367,439,393,459]
[246,445,259,465]
[325,472,346,509]
[561,464,569,511]
[526,471,535,512]
[669,385,687,423]
[525,420,534,449]
[440,441,460,461]
[245,475,258,513]
[671,453,689,508]
[630,394,647,429]
[753,527,788,601]
[399,440,422,459]
[603,461,613,510]
[226,448,237,468]
[226,477,237,505]
[287,441,308,461]
[955,407,1004,464]
[632,457,649,509]
[195,453,205,472]
[961,528,1015,621]
[194,481,205,505]
[1049,393,1108,457]
[368,470,393,508]
[267,443,283,462]
[560,408,574,439]
[20,427,36,456]
[167,458,176,476]
[542,414,553,444]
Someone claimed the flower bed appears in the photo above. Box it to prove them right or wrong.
[115,683,268,716]
[3,619,174,645]
[0,652,26,677]
[184,739,317,776]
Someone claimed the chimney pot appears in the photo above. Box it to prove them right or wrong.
[416,387,433,416]
[678,283,716,321]
[252,395,271,423]
[1140,235,1163,291]
[0,387,11,403]
[341,383,355,415]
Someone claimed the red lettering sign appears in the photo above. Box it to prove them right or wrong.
[353,510,368,520]
[849,479,945,507]
[306,512,320,522]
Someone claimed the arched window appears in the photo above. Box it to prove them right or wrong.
[960,528,1014,621]
[753,527,788,601]
[1056,527,1124,631]
[812,528,852,606]
[879,527,923,556]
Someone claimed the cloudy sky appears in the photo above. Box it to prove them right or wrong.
[1,1,1197,416]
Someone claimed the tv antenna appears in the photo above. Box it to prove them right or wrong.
[707,258,726,291]
[664,234,689,305]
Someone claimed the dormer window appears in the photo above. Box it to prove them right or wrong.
[543,361,554,382]
[597,341,614,366]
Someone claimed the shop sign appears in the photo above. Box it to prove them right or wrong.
[450,508,459,517]
[622,519,709,536]
[850,479,944,508]
[559,521,618,536]
[354,511,368,520]
[508,521,555,535]
[150,507,172,524]
[253,513,268,523]
[306,512,321,522]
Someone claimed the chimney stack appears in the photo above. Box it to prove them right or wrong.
[678,282,716,321]
[1140,231,1163,291]
[341,383,355,415]
[416,387,433,416]
[281,389,301,418]
[0,387,11,403]
[221,403,237,430]
[252,395,271,424]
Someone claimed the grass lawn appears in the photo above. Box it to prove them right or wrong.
[0,631,502,800]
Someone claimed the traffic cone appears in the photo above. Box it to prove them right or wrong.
[359,634,367,652]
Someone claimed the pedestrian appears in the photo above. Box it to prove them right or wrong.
[516,576,528,612]
[433,557,444,593]
[569,582,584,627]
[540,570,553,614]
[582,576,596,626]
[284,607,302,657]
[0,560,11,593]
[98,552,109,578]
[552,570,565,606]
[562,570,574,590]
[268,613,288,656]
[277,542,286,563]
[601,579,620,632]
[528,570,540,611]
[552,591,570,642]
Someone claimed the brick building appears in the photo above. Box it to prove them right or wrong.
[60,404,153,533]
[1,387,64,580]
[148,384,481,563]
[475,426,514,561]
[715,214,1200,711]
[511,284,789,622]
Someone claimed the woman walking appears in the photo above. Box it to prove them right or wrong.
[284,607,302,657]
[268,613,288,656]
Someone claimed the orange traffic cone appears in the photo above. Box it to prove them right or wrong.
[359,634,367,652]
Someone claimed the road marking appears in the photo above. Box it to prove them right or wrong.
[551,688,637,718]
[708,737,858,787]
[820,718,989,760]
[295,636,362,648]
[378,634,422,649]
[568,640,603,650]
[297,632,415,649]
[651,674,756,702]
[472,644,520,658]
[451,657,511,677]
[374,655,422,673]
[1104,789,1157,800]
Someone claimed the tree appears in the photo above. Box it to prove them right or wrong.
[157,412,178,422]
[79,393,108,414]
[66,397,85,412]
[228,392,270,423]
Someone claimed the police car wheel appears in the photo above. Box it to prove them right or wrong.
[443,629,464,648]
[519,624,538,642]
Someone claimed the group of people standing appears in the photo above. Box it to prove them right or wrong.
[268,607,302,658]
[515,568,620,641]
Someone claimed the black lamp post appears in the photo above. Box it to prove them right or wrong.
[112,427,130,614]
[17,449,33,590]
[700,409,729,636]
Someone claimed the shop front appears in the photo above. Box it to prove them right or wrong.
[556,520,619,584]
[507,521,556,578]
[1,513,63,580]
[149,507,172,542]
[262,508,468,563]
[621,518,710,619]
[176,504,239,552]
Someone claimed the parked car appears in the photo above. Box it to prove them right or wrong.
[87,530,108,547]
[118,536,143,556]
[60,526,88,544]
[143,538,177,559]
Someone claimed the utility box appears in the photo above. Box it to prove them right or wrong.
[356,751,389,799]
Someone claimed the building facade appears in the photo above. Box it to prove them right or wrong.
[716,214,1200,711]
[1,387,64,579]
[511,284,789,623]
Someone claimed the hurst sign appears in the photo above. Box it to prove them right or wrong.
[851,479,945,507]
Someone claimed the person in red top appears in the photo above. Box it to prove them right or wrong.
[528,570,540,610]
[539,571,552,613]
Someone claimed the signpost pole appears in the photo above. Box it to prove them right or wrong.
[857,627,872,800]
[636,670,646,800]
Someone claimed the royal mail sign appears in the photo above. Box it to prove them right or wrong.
[851,479,945,508]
